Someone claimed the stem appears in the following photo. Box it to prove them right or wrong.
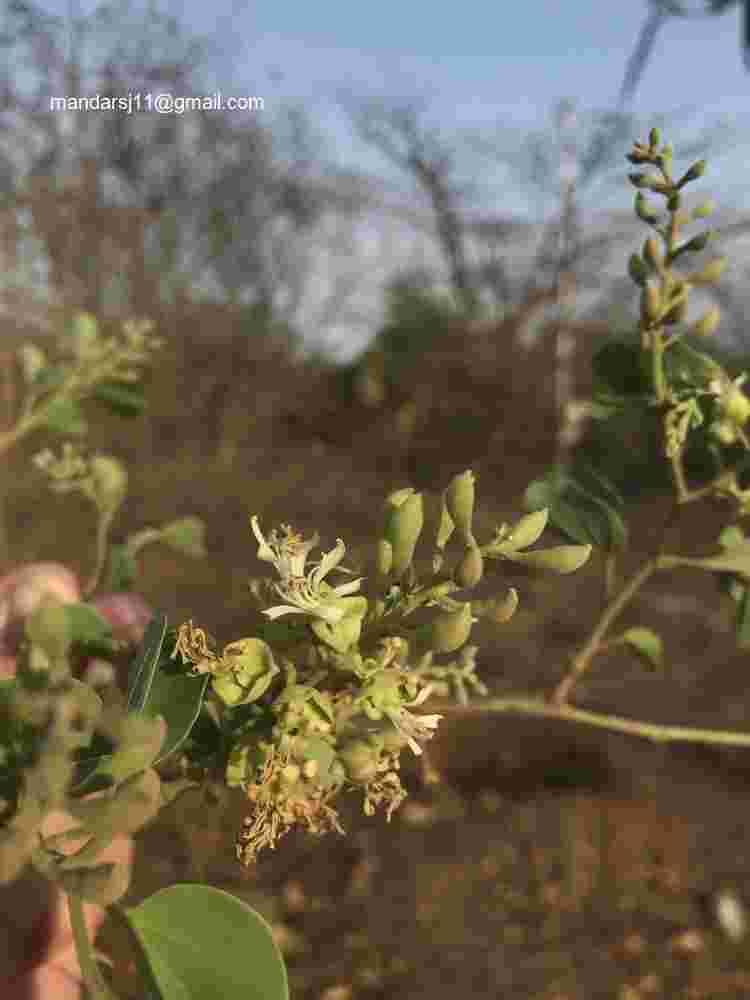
[430,695,750,749]
[550,557,659,705]
[83,510,116,598]
[67,890,119,1000]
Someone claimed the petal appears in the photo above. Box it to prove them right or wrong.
[250,516,277,565]
[262,604,310,620]
[311,539,346,587]
[330,577,364,597]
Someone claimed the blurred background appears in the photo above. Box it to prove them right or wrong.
[6,2,750,997]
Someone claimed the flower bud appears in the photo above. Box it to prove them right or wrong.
[505,509,548,551]
[693,307,721,337]
[429,602,476,654]
[628,253,648,287]
[481,588,519,624]
[159,517,207,559]
[667,192,681,212]
[88,454,128,515]
[683,231,713,253]
[649,127,661,149]
[725,387,750,426]
[680,160,706,186]
[384,490,424,577]
[444,470,475,543]
[689,257,727,287]
[339,740,379,784]
[454,545,483,588]
[634,192,659,224]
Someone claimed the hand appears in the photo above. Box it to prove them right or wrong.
[0,811,133,999]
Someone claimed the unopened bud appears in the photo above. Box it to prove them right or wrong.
[480,588,519,625]
[635,192,659,224]
[445,470,475,543]
[430,602,476,654]
[667,192,681,213]
[693,307,721,337]
[649,127,661,149]
[679,160,706,186]
[454,545,483,588]
[88,455,128,515]
[628,253,648,287]
[384,490,424,577]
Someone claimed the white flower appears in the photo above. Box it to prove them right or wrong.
[250,516,364,624]
[384,685,443,756]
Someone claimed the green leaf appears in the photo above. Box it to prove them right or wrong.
[40,396,88,436]
[92,380,147,418]
[127,615,169,714]
[103,544,139,592]
[524,468,627,551]
[621,627,663,669]
[591,337,651,399]
[119,884,289,1000]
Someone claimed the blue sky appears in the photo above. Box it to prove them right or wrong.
[38,0,750,224]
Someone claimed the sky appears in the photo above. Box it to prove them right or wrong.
[36,0,750,222]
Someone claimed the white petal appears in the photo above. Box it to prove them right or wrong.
[311,539,346,587]
[262,604,310,619]
[330,577,364,597]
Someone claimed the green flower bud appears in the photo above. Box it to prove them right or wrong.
[384,490,424,577]
[679,160,706,186]
[711,420,738,446]
[454,544,483,588]
[339,740,379,784]
[58,859,131,906]
[640,285,661,325]
[667,192,681,213]
[503,544,592,574]
[480,588,519,624]
[693,307,721,337]
[649,127,661,149]
[88,455,128,515]
[683,231,713,253]
[689,257,727,286]
[430,602,477,654]
[634,192,659,224]
[445,470,475,543]
[212,637,279,707]
[628,253,648,287]
[725,387,750,426]
[692,199,716,220]
[160,517,207,559]
[376,538,393,575]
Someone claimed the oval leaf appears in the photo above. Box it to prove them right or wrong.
[92,380,147,418]
[120,884,289,1000]
[621,627,663,669]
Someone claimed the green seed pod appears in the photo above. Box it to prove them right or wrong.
[627,253,648,287]
[504,509,548,551]
[634,192,659,224]
[692,199,716,220]
[376,538,393,575]
[680,160,706,185]
[662,298,688,325]
[640,284,661,325]
[212,637,279,707]
[643,237,662,271]
[444,470,475,543]
[58,859,131,906]
[430,602,476,654]
[339,740,379,784]
[693,307,721,337]
[683,231,713,253]
[384,490,424,577]
[454,544,483,588]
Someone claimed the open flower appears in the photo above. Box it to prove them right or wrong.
[382,685,443,756]
[250,516,363,624]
